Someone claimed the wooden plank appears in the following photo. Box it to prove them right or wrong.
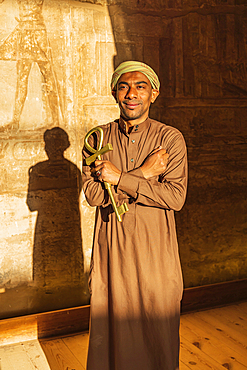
[0,305,90,346]
[1,302,247,370]
[183,312,247,361]
[206,306,247,337]
[196,310,247,349]
[40,338,86,370]
[0,342,37,370]
[37,305,90,339]
[237,302,247,314]
[223,302,247,321]
[61,332,89,369]
[0,316,38,346]
[180,337,227,369]
[22,340,52,370]
[180,343,211,370]
[180,315,247,369]
[211,303,247,322]
[181,315,247,368]
[0,281,246,348]
[22,339,50,370]
[179,360,193,370]
[181,279,247,313]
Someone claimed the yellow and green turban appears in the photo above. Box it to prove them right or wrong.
[111,61,160,91]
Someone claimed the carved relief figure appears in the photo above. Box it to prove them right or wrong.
[0,0,60,131]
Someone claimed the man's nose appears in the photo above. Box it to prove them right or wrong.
[125,86,137,99]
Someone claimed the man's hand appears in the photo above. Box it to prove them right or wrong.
[93,160,121,185]
[140,146,169,180]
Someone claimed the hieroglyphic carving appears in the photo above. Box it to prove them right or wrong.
[161,11,247,99]
[13,141,42,160]
[0,0,61,131]
[0,141,9,159]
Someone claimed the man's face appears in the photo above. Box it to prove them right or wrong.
[112,71,159,125]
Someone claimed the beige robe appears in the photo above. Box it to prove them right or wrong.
[82,117,188,370]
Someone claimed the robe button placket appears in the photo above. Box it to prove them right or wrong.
[129,127,138,169]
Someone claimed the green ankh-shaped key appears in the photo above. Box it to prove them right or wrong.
[84,126,129,222]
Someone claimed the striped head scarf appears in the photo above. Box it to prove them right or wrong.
[111,61,160,91]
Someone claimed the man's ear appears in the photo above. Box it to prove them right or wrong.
[112,90,118,103]
[151,89,159,103]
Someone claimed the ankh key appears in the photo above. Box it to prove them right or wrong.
[84,126,129,222]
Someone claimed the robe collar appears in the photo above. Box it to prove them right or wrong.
[118,116,151,136]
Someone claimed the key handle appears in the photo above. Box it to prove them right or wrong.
[84,126,129,222]
[84,126,113,165]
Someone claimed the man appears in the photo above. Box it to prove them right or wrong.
[82,61,188,370]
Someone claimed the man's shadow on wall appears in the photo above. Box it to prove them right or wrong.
[27,127,86,312]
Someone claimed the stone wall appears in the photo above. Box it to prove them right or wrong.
[0,0,119,318]
[106,0,247,287]
[0,0,246,319]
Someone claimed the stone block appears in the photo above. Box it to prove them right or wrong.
[113,38,144,67]
[112,13,163,37]
[80,104,119,133]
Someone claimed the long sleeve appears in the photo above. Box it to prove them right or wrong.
[117,131,187,211]
[82,158,106,207]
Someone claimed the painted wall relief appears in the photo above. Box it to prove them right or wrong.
[0,0,118,318]
[0,0,61,131]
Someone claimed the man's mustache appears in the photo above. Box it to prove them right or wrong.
[122,100,143,104]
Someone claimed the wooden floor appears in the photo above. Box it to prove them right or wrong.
[0,301,247,370]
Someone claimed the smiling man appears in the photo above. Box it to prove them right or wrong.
[82,61,188,370]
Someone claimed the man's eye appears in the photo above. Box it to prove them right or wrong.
[137,85,145,89]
